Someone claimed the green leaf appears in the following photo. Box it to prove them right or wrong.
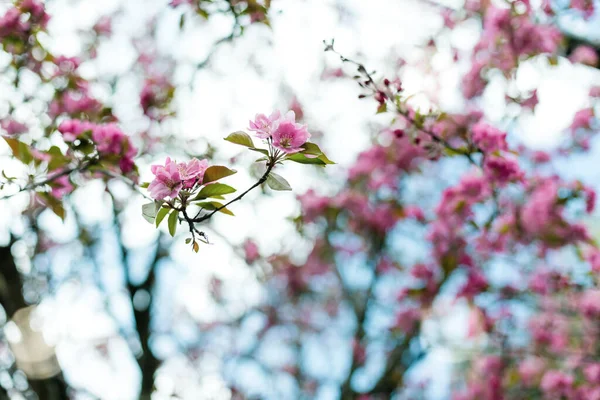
[286,153,327,165]
[202,166,237,184]
[185,238,192,244]
[39,193,66,221]
[196,201,235,216]
[249,147,269,156]
[266,172,292,191]
[195,183,236,199]
[155,206,170,227]
[47,146,68,171]
[376,103,387,114]
[224,131,254,148]
[142,202,158,224]
[168,210,178,237]
[317,153,335,165]
[139,182,150,189]
[301,142,323,155]
[298,143,335,165]
[3,137,32,164]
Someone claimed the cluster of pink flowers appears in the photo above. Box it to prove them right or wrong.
[249,110,311,154]
[469,122,524,184]
[148,157,208,200]
[49,88,103,118]
[0,0,48,43]
[571,0,596,18]
[519,177,592,246]
[471,122,508,153]
[58,120,137,173]
[463,5,562,98]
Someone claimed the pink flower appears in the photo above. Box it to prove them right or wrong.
[271,117,311,154]
[90,123,137,173]
[248,110,282,139]
[571,0,595,18]
[462,60,487,99]
[177,158,208,188]
[58,119,93,141]
[298,190,330,222]
[579,290,600,317]
[483,155,523,184]
[587,249,600,272]
[148,157,183,200]
[571,108,595,131]
[30,148,51,162]
[518,357,545,386]
[521,90,539,110]
[0,119,27,136]
[93,16,112,35]
[391,308,421,333]
[569,45,599,66]
[50,174,74,199]
[243,239,260,264]
[532,151,551,164]
[541,370,574,396]
[471,122,508,153]
[457,270,488,300]
[584,363,600,383]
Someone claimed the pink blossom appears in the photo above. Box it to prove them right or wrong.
[483,155,522,184]
[518,357,545,386]
[54,55,80,73]
[579,290,600,317]
[30,148,51,162]
[392,308,420,333]
[471,122,508,153]
[289,97,304,121]
[243,239,260,264]
[148,157,183,200]
[169,0,194,6]
[177,158,208,188]
[57,119,94,141]
[590,86,600,97]
[521,90,539,110]
[404,206,425,222]
[462,60,487,99]
[584,363,600,383]
[298,190,330,222]
[271,117,311,154]
[93,16,112,35]
[89,124,137,173]
[587,249,600,272]
[569,45,599,66]
[540,370,574,396]
[531,151,551,164]
[248,110,282,139]
[0,119,27,135]
[50,174,74,199]
[571,0,595,18]
[457,270,488,300]
[571,108,595,131]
